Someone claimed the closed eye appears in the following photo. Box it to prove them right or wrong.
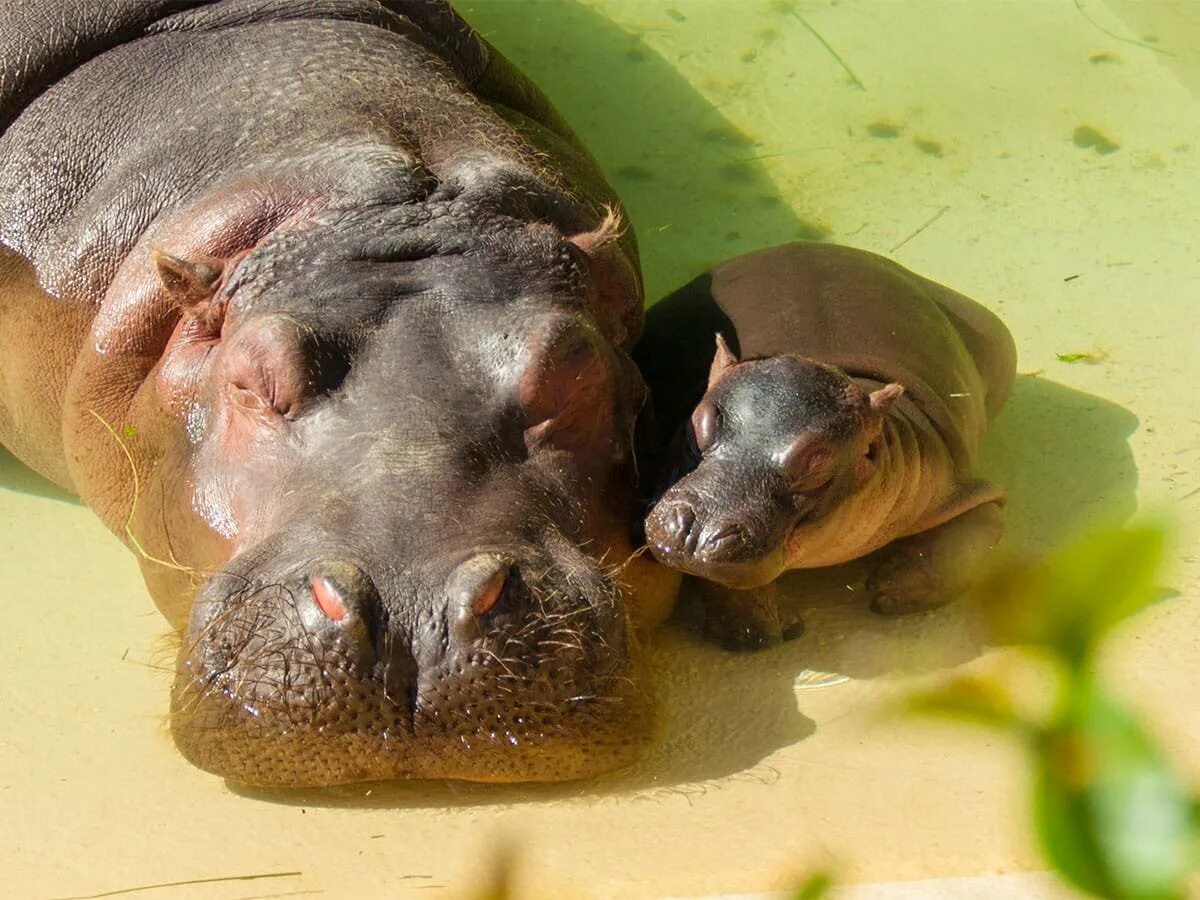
[789,472,834,496]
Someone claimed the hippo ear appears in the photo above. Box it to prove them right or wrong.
[152,248,224,318]
[868,383,904,417]
[855,383,904,483]
[567,207,641,346]
[706,333,739,389]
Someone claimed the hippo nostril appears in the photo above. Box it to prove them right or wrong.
[646,499,702,558]
[309,575,347,621]
[682,510,703,556]
[296,563,377,640]
[698,522,745,560]
[446,554,513,644]
[671,503,694,539]
[471,566,508,616]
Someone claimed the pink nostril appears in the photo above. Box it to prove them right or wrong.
[472,568,507,616]
[310,576,347,622]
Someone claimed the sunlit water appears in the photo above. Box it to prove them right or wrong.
[2,2,1197,897]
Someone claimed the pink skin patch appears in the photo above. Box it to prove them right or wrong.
[472,569,507,616]
[310,576,347,622]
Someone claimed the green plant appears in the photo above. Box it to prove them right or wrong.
[913,521,1197,899]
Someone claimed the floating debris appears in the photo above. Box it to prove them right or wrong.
[890,204,950,252]
[1056,348,1110,364]
[1073,125,1119,155]
[775,0,866,90]
[914,136,944,157]
[867,120,902,139]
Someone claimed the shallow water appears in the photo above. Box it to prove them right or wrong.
[2,1,1198,897]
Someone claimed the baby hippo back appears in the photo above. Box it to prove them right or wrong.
[700,243,1014,472]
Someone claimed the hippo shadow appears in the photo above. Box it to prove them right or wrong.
[458,1,830,304]
[234,375,1137,808]
[0,445,78,504]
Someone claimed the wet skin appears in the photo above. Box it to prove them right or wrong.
[0,1,678,786]
[636,243,1016,650]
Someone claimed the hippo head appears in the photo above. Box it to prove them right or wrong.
[645,335,903,589]
[134,203,657,786]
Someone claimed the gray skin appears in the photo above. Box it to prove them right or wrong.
[0,1,678,787]
[637,243,1016,651]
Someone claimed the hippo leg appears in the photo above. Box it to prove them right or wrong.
[695,579,805,651]
[867,489,1005,615]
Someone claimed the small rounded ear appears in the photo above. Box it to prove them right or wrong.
[152,248,226,330]
[707,333,739,389]
[568,207,641,346]
[869,383,904,417]
[152,249,223,303]
[853,383,903,485]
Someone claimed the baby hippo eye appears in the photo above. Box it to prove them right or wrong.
[689,401,720,453]
[780,436,836,494]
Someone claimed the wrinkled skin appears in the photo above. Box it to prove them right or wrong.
[637,243,1016,650]
[0,1,677,786]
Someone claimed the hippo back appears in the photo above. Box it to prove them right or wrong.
[714,243,1014,468]
[1,2,480,133]
[640,243,1015,474]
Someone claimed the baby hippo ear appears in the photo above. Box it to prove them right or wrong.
[707,333,739,389]
[151,248,225,327]
[868,382,904,416]
[854,382,904,484]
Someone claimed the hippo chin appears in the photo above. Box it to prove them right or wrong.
[636,243,1016,651]
[0,1,676,786]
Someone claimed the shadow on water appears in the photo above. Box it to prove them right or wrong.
[228,7,1142,812]
[460,0,828,303]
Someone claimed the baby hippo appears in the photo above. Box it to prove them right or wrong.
[635,242,1016,650]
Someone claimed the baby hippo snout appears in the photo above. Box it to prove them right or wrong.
[646,495,748,563]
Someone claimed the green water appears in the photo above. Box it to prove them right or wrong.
[2,2,1198,897]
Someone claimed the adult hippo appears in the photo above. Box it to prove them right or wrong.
[0,1,677,786]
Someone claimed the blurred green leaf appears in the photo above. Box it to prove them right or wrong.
[977,522,1168,667]
[1034,684,1196,899]
[792,871,833,900]
[909,674,1030,733]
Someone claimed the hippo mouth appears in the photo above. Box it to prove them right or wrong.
[168,543,650,787]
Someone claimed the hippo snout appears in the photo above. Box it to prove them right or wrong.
[646,495,748,564]
[171,538,647,787]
